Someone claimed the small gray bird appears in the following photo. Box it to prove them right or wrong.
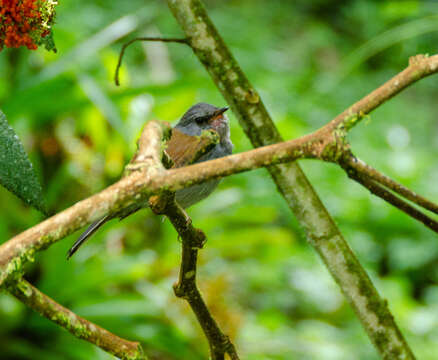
[67,103,232,258]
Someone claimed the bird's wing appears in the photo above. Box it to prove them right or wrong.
[165,128,218,168]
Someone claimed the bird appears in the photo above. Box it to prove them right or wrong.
[67,103,232,259]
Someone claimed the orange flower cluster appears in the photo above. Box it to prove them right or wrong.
[0,0,51,50]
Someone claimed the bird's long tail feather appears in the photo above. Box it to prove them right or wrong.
[67,216,110,259]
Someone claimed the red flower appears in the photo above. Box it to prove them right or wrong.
[0,0,56,50]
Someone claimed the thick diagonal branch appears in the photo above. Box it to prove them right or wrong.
[7,278,145,360]
[0,124,340,285]
[0,120,169,285]
[166,1,417,359]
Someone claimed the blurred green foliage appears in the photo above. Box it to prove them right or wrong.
[1,0,438,359]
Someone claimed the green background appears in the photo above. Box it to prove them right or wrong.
[1,1,438,359]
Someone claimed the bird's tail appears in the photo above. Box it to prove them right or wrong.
[67,215,110,259]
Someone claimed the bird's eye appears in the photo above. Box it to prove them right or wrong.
[195,116,210,125]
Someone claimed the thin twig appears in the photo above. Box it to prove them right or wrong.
[345,169,438,233]
[150,195,239,360]
[345,155,438,215]
[114,37,189,86]
[7,278,146,360]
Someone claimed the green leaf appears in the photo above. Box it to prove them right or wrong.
[40,31,57,53]
[0,110,46,213]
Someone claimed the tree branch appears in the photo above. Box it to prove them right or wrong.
[2,48,438,304]
[342,155,438,215]
[344,167,438,233]
[142,117,238,359]
[325,54,438,132]
[114,36,189,86]
[0,118,350,286]
[150,194,239,360]
[7,278,146,360]
[165,1,419,358]
[1,12,437,359]
[1,3,436,360]
[0,120,170,286]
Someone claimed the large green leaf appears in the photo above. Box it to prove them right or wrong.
[0,110,45,213]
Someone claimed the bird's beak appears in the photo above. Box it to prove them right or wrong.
[216,107,229,115]
[209,107,229,125]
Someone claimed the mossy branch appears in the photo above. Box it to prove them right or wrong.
[7,278,146,360]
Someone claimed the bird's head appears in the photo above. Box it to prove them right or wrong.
[175,103,230,141]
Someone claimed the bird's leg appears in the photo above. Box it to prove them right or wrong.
[180,207,192,228]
